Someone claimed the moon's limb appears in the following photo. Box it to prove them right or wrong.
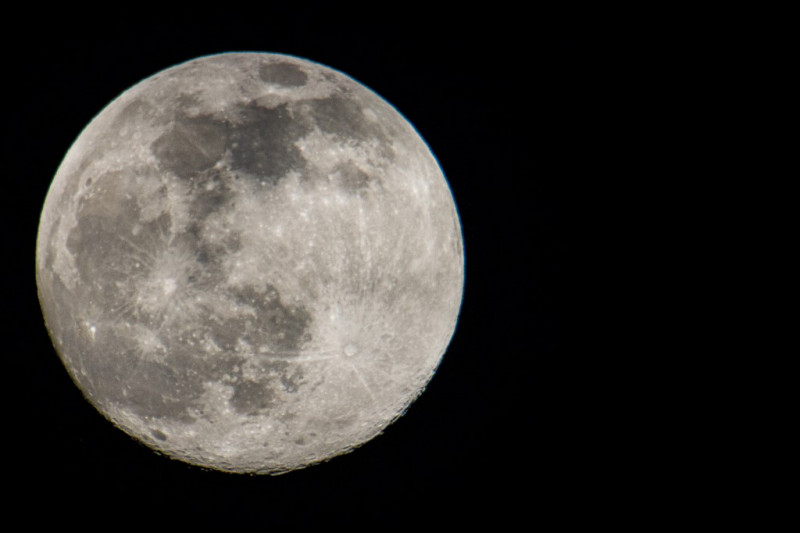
[36,53,464,474]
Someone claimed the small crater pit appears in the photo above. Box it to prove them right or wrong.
[344,344,358,357]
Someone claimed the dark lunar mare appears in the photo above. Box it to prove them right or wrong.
[227,103,312,182]
[151,114,228,179]
[58,194,313,424]
[258,62,308,87]
[150,87,399,193]
[308,94,390,145]
[54,96,324,424]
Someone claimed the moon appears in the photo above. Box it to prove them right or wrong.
[36,52,464,474]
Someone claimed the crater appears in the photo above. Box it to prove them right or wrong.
[344,344,358,357]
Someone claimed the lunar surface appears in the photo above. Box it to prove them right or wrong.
[36,53,463,474]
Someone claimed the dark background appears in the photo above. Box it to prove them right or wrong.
[5,12,597,527]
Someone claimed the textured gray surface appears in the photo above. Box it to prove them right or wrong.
[36,53,464,473]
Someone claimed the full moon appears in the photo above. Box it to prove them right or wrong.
[36,53,464,474]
